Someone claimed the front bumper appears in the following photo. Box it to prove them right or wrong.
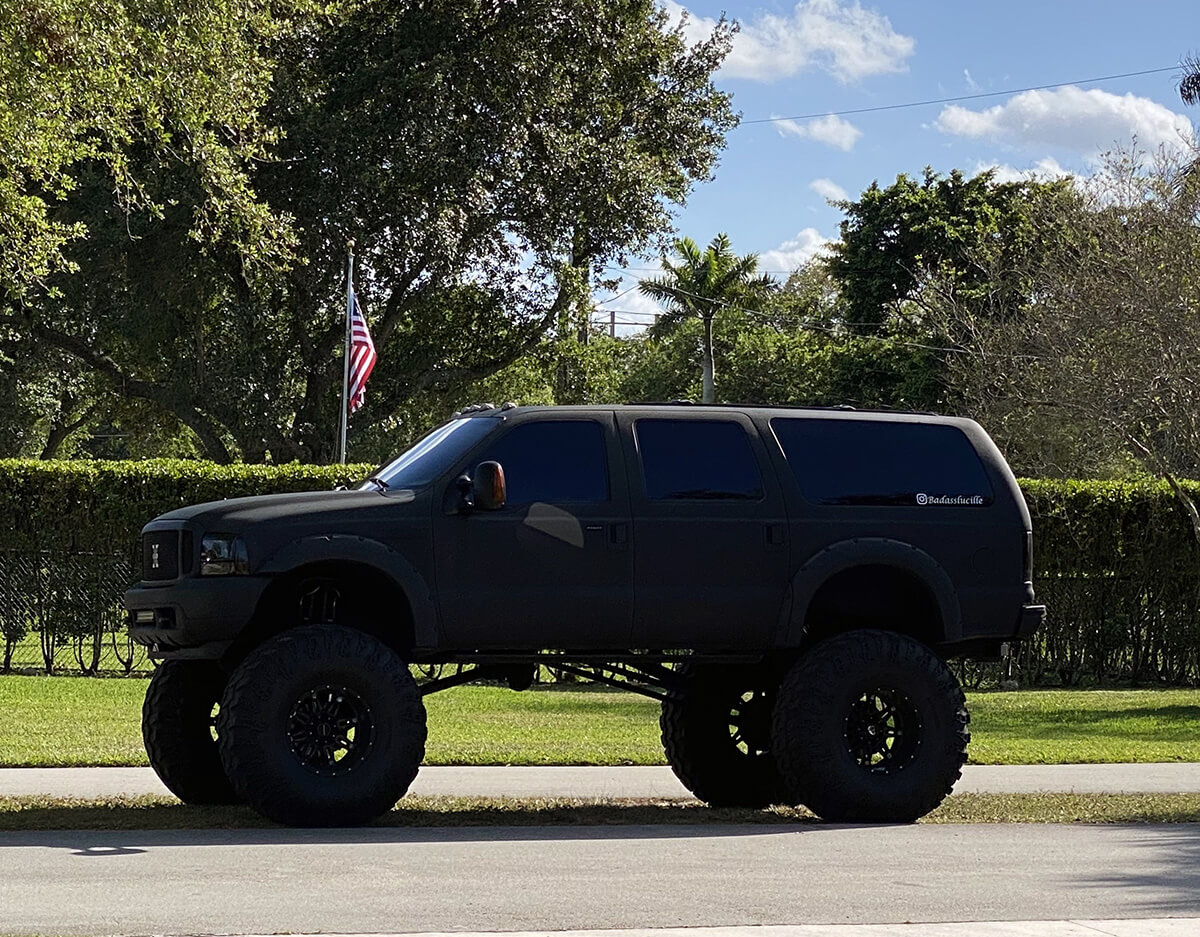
[124,576,269,654]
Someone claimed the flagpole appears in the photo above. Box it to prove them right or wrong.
[339,240,355,465]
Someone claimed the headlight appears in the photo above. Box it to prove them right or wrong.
[200,534,249,576]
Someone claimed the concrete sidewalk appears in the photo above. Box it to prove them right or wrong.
[234,925,1200,937]
[3,762,1200,799]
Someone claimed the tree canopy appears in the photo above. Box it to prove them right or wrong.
[826,168,1067,336]
[943,150,1200,493]
[1,0,736,461]
[0,0,298,300]
[1181,53,1200,106]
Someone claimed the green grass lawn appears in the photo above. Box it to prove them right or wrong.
[966,688,1200,764]
[1,674,1199,767]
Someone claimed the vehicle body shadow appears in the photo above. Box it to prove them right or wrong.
[0,796,826,850]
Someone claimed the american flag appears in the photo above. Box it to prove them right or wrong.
[347,290,377,415]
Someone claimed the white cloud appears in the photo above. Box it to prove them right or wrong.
[760,228,831,274]
[663,0,914,84]
[963,68,980,92]
[935,86,1195,158]
[592,266,668,335]
[775,113,862,151]
[972,157,1078,185]
[810,178,848,202]
[613,285,665,326]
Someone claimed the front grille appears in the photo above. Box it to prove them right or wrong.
[142,530,180,581]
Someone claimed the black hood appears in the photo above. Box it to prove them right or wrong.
[150,488,414,531]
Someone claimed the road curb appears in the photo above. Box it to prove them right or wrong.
[3,763,1200,799]
[227,921,1200,937]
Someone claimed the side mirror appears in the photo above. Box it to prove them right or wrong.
[470,461,506,511]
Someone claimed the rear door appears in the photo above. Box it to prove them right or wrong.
[619,412,791,648]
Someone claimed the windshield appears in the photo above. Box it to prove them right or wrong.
[361,417,499,490]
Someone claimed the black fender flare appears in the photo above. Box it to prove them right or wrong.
[781,538,961,646]
[256,535,439,647]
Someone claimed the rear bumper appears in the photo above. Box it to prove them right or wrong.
[124,576,268,654]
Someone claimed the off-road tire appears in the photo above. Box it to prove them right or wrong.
[772,629,969,822]
[660,663,790,808]
[216,625,426,827]
[142,660,238,805]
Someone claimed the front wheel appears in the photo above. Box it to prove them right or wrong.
[142,660,238,805]
[772,630,969,822]
[217,625,426,826]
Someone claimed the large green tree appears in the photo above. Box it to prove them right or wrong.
[0,0,298,300]
[5,0,736,462]
[827,168,1066,336]
[638,234,775,403]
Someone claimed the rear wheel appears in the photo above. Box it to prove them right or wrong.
[660,663,790,808]
[142,660,238,805]
[217,625,426,826]
[772,629,969,822]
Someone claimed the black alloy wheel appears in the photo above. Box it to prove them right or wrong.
[287,684,375,776]
[729,686,774,756]
[844,687,921,773]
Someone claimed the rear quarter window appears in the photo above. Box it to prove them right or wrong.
[771,418,993,507]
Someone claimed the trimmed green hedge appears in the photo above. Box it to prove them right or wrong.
[1018,479,1200,685]
[0,460,377,674]
[0,459,374,555]
[0,462,1198,684]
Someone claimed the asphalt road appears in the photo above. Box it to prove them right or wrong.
[1,822,1198,935]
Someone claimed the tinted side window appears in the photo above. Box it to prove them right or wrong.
[636,419,763,501]
[771,419,993,506]
[476,420,609,504]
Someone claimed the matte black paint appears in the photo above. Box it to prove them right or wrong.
[124,405,1042,662]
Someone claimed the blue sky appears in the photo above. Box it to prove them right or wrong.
[599,0,1199,327]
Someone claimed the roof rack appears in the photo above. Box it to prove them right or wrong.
[452,401,518,417]
[636,400,943,415]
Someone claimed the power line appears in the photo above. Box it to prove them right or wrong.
[741,65,1180,126]
[592,270,1050,359]
[592,309,664,319]
[595,283,640,306]
[592,304,1043,358]
[593,317,662,326]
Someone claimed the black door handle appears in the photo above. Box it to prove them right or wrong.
[766,522,787,546]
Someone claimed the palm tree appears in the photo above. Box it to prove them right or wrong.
[1181,53,1200,106]
[638,234,776,403]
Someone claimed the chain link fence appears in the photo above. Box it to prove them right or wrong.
[1,547,1197,685]
[0,550,151,675]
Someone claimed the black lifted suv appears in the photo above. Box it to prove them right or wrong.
[126,404,1044,826]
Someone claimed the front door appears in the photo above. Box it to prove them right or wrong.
[432,414,633,648]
